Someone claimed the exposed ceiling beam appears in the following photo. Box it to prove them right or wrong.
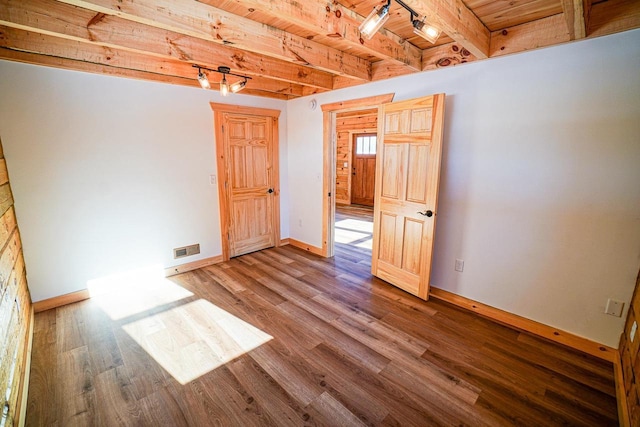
[422,43,476,71]
[395,0,490,59]
[489,14,570,58]
[0,46,293,100]
[300,86,326,97]
[200,0,422,71]
[588,0,640,38]
[333,59,417,90]
[0,25,305,98]
[0,47,203,89]
[55,0,372,81]
[370,60,417,82]
[561,0,587,40]
[230,89,291,100]
[332,75,358,91]
[0,0,333,90]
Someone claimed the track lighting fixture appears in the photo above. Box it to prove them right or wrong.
[192,65,251,96]
[359,0,441,44]
[219,73,229,96]
[358,1,391,40]
[197,68,211,90]
[412,18,442,44]
[229,79,247,94]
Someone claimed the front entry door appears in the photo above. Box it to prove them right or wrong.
[351,133,377,206]
[371,94,446,300]
[213,104,280,259]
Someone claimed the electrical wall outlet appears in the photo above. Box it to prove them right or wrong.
[604,299,624,317]
[455,259,464,272]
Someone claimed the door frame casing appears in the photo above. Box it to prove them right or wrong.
[321,93,395,257]
[210,102,281,261]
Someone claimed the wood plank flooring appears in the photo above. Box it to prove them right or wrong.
[25,207,618,426]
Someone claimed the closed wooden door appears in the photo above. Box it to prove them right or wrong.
[371,94,445,300]
[214,107,280,259]
[351,133,376,206]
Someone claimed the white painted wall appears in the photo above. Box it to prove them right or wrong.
[0,62,289,302]
[287,29,640,347]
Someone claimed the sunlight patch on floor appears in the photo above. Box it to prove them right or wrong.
[354,239,373,250]
[122,299,273,384]
[87,265,193,320]
[336,218,373,233]
[334,228,369,244]
[335,218,373,249]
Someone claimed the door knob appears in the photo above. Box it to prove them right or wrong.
[267,188,274,194]
[418,210,433,217]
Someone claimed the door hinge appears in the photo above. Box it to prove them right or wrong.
[328,192,332,197]
[227,232,230,240]
[222,125,224,133]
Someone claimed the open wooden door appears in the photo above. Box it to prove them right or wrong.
[212,104,280,260]
[371,94,445,300]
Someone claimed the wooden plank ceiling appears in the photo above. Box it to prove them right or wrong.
[0,0,638,99]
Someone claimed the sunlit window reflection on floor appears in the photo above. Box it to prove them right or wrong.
[87,265,194,320]
[88,265,273,384]
[335,218,373,249]
[122,299,273,384]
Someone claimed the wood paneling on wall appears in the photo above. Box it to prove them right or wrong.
[619,269,640,424]
[0,137,32,426]
[335,108,378,205]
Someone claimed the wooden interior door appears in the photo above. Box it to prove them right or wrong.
[371,94,446,300]
[214,105,280,259]
[351,133,376,206]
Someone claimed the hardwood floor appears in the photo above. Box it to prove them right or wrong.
[26,218,618,425]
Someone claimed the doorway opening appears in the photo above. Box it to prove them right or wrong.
[334,204,374,267]
[334,113,378,265]
[320,93,394,259]
[323,93,446,300]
